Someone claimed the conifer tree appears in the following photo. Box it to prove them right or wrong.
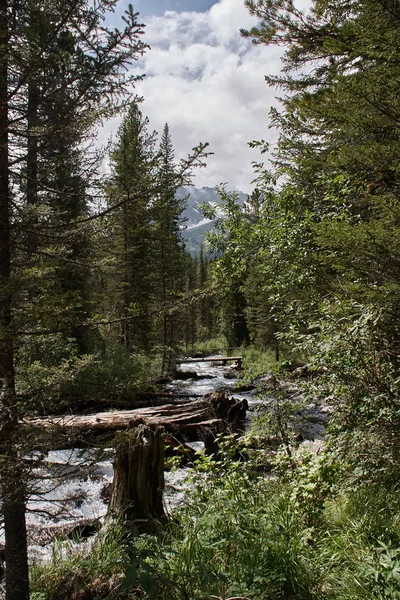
[0,2,147,597]
[153,124,187,373]
[184,254,198,351]
[106,103,157,352]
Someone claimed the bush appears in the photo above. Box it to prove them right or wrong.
[17,343,160,413]
[292,301,400,486]
[123,450,321,600]
[30,524,133,600]
[183,335,230,357]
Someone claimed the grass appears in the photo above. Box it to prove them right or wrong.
[29,389,400,600]
[30,449,400,600]
[121,447,400,600]
[29,522,135,600]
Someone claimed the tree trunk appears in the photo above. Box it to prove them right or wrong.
[2,462,29,600]
[0,2,30,598]
[108,423,165,534]
[27,393,248,449]
[26,77,39,258]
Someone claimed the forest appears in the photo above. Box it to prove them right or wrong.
[0,0,399,599]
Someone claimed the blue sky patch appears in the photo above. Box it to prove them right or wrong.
[132,0,218,17]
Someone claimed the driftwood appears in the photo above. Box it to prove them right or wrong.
[164,434,197,465]
[78,393,204,413]
[24,392,248,447]
[34,392,205,416]
[133,392,204,408]
[178,356,242,365]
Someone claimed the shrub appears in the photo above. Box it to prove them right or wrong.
[30,523,133,600]
[123,451,321,600]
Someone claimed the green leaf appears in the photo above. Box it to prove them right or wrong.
[120,563,138,591]
[139,571,159,598]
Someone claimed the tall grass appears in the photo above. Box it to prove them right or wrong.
[125,450,322,600]
[30,447,400,600]
[123,447,400,600]
[29,523,133,600]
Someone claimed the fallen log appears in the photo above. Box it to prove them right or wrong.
[24,392,248,447]
[79,393,204,413]
[178,356,242,365]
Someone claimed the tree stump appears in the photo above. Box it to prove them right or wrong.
[108,422,165,534]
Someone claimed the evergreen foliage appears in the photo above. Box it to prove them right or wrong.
[0,2,148,598]
[205,0,400,484]
[153,124,188,373]
[2,0,400,597]
[105,102,157,353]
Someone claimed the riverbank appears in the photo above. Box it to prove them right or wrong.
[21,354,400,600]
[19,357,329,563]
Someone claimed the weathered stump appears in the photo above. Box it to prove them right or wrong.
[108,422,165,534]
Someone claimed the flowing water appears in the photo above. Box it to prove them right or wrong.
[5,358,254,563]
[2,358,328,563]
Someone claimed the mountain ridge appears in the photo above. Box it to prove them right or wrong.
[177,186,247,255]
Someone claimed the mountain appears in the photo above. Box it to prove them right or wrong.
[177,186,247,256]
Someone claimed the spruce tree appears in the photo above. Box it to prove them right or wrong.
[106,103,157,352]
[0,2,147,598]
[153,124,188,373]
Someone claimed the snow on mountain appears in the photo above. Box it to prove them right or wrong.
[176,186,247,255]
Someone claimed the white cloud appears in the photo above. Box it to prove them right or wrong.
[103,0,292,193]
[208,0,255,46]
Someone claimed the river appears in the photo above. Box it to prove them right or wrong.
[6,357,328,564]
[18,357,255,564]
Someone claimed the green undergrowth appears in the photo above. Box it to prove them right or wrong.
[122,441,400,600]
[240,346,307,383]
[29,522,137,600]
[241,346,276,381]
[18,343,161,414]
[183,336,231,357]
[30,442,400,600]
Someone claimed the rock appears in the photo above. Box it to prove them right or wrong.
[290,365,311,379]
[67,519,101,540]
[256,374,279,389]
[173,370,199,380]
[223,371,237,380]
[152,374,172,385]
[28,519,102,547]
[234,382,256,392]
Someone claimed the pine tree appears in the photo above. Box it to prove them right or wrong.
[102,114,209,364]
[106,103,157,352]
[0,2,147,597]
[184,254,198,351]
[153,124,188,373]
[0,2,30,595]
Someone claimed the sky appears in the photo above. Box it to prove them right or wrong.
[102,0,309,193]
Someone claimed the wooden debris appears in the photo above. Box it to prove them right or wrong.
[179,356,243,367]
[107,423,165,534]
[24,392,248,447]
